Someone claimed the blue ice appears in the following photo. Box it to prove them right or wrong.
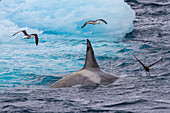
[0,0,135,38]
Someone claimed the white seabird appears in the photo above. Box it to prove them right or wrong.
[12,30,39,45]
[81,19,107,29]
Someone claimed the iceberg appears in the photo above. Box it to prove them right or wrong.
[0,0,135,38]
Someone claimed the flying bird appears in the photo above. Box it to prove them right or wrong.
[81,19,107,29]
[132,53,163,75]
[12,30,39,45]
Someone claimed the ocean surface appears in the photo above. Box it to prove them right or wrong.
[0,0,170,112]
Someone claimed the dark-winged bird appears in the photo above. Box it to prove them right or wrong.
[12,30,38,45]
[132,53,163,75]
[81,19,107,29]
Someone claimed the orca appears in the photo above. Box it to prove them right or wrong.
[50,39,119,88]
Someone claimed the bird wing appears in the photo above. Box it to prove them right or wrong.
[96,19,107,24]
[12,30,28,36]
[31,34,38,45]
[22,30,29,36]
[132,53,146,68]
[148,58,163,68]
[12,30,23,36]
[34,34,38,45]
[81,22,89,29]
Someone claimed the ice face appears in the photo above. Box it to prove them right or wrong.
[0,0,135,38]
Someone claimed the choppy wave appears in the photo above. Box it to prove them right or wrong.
[0,0,170,112]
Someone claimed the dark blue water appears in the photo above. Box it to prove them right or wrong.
[0,0,170,112]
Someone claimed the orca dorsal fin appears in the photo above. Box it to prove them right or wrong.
[83,39,100,69]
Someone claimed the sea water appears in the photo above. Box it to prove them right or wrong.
[0,0,170,112]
